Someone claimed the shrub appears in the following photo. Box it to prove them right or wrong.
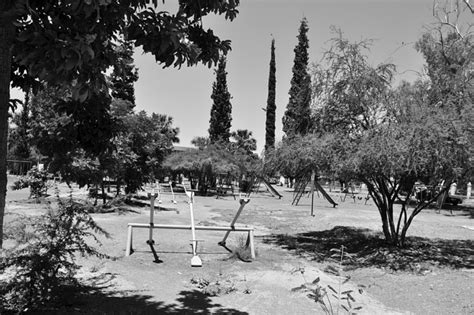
[12,166,51,199]
[0,196,109,313]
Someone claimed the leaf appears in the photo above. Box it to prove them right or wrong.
[341,305,349,312]
[341,290,353,294]
[291,284,307,292]
[327,284,337,294]
[312,277,320,284]
[347,293,356,302]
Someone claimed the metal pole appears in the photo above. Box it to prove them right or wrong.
[147,192,158,245]
[219,198,250,246]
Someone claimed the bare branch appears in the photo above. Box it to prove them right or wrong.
[434,0,465,37]
[462,0,474,13]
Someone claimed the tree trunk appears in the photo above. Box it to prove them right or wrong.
[0,8,15,248]
[101,181,106,205]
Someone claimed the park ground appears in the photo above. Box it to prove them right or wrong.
[4,176,474,314]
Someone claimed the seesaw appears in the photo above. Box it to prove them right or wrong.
[125,191,255,267]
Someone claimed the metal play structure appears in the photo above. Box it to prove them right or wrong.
[292,170,338,216]
[125,191,255,267]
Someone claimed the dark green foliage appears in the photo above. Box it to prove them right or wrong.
[12,166,50,199]
[265,39,277,151]
[231,129,257,155]
[1,0,240,248]
[283,18,312,137]
[8,91,31,160]
[118,111,180,194]
[0,196,109,313]
[191,136,211,150]
[163,139,260,195]
[275,26,472,247]
[28,85,117,187]
[109,39,138,106]
[209,56,232,143]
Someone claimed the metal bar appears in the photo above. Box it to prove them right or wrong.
[147,192,158,244]
[219,198,250,246]
[126,225,133,256]
[128,223,254,232]
[249,230,255,259]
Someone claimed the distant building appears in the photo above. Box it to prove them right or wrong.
[172,145,197,152]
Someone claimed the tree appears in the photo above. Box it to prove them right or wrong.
[282,18,312,137]
[109,39,139,107]
[312,28,395,135]
[0,0,239,248]
[231,129,257,155]
[28,85,116,189]
[8,91,31,160]
[117,111,179,194]
[209,56,233,143]
[303,25,471,246]
[265,38,277,151]
[191,136,211,150]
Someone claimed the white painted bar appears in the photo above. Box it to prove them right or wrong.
[125,223,255,259]
[128,223,254,231]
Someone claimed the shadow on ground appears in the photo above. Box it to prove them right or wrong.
[65,289,248,314]
[21,283,248,314]
[263,226,473,273]
[2,272,248,315]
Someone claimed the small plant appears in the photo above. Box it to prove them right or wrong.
[0,195,109,313]
[190,276,236,297]
[292,246,364,314]
[12,166,51,200]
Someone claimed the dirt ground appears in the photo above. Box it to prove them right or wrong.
[4,176,474,314]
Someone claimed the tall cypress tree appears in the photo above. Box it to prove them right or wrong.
[282,18,312,137]
[110,39,138,106]
[209,56,232,143]
[265,38,277,151]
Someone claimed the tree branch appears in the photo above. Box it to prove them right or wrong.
[463,0,474,13]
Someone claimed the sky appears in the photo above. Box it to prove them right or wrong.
[132,0,436,153]
[10,0,438,153]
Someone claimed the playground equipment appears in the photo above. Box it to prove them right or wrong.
[157,181,178,204]
[125,192,255,266]
[186,191,202,267]
[245,176,283,199]
[292,170,338,215]
[218,197,251,252]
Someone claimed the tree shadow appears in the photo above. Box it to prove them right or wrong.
[66,290,247,314]
[5,271,248,314]
[263,226,473,273]
[23,284,248,314]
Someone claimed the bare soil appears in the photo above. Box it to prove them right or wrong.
[4,177,474,314]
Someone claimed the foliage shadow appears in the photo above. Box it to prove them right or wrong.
[263,226,473,272]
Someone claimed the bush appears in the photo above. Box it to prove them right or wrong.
[0,196,109,313]
[12,166,51,199]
